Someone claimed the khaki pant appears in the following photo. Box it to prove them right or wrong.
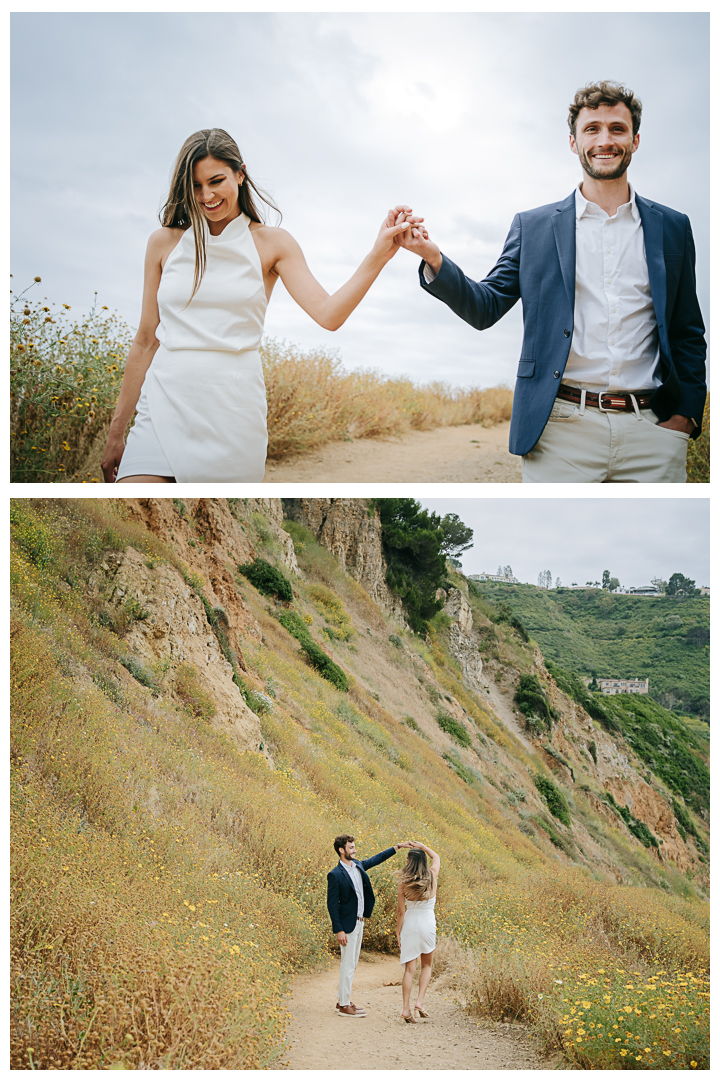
[338,921,364,1006]
[522,402,689,483]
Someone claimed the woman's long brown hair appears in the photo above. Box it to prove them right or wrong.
[397,849,434,901]
[160,128,281,301]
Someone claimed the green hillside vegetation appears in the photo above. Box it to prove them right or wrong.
[544,659,709,818]
[11,500,708,1070]
[472,581,709,718]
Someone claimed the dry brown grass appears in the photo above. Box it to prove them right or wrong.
[261,338,512,459]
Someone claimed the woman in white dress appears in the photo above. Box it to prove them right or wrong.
[396,840,440,1022]
[101,128,423,483]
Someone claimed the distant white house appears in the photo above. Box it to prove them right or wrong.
[598,677,649,695]
[614,586,664,597]
[468,572,520,584]
[700,586,710,596]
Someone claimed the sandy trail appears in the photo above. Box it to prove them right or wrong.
[284,953,551,1070]
[264,422,522,484]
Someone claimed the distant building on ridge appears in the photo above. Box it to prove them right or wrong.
[468,571,520,585]
[597,677,649,695]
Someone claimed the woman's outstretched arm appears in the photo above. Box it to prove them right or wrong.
[258,206,421,331]
[101,230,179,482]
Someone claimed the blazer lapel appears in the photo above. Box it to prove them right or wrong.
[636,195,666,331]
[551,192,576,307]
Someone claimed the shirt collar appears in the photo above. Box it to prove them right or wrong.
[575,182,639,222]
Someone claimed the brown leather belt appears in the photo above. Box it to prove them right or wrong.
[557,384,654,411]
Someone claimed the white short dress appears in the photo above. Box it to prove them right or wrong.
[399,896,437,964]
[117,213,268,482]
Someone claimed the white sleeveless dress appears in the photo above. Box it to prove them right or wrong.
[116,213,268,482]
[399,896,437,964]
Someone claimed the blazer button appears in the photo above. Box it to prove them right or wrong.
[554,370,560,379]
[563,328,571,338]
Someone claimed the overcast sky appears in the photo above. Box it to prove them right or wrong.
[11,11,709,389]
[420,499,710,588]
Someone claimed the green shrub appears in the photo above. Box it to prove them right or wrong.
[402,714,421,733]
[299,639,348,691]
[120,657,160,693]
[443,753,481,785]
[238,558,293,602]
[277,610,313,646]
[388,634,403,649]
[533,775,571,827]
[514,674,556,732]
[532,814,576,857]
[436,710,471,747]
[276,610,348,690]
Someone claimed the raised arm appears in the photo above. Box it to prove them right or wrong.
[400,215,522,332]
[101,228,180,482]
[257,207,420,331]
[408,840,440,879]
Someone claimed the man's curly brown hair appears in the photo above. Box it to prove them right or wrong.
[568,81,642,138]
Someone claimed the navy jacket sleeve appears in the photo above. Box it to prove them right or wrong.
[358,847,397,872]
[667,218,707,431]
[418,215,522,330]
[326,870,343,934]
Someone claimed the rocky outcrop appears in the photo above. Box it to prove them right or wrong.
[438,586,487,694]
[96,547,265,753]
[282,498,404,620]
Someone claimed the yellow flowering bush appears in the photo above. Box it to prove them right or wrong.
[10,280,133,481]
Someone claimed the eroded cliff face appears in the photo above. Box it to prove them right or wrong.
[281,499,404,620]
[84,498,300,758]
[96,547,264,752]
[438,586,487,694]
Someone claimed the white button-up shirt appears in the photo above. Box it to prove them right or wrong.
[564,183,660,393]
[340,860,364,919]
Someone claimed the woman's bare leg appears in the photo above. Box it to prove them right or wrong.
[401,960,417,1016]
[115,475,175,483]
[415,951,434,1009]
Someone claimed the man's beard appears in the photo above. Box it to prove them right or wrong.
[580,144,633,181]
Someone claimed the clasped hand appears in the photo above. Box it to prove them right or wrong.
[384,207,442,273]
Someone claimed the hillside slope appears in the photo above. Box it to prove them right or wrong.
[472,581,710,717]
[10,498,709,1070]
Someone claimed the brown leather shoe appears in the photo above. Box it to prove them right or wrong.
[336,1003,366,1017]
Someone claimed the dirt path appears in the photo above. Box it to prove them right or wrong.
[283,953,551,1070]
[264,422,521,483]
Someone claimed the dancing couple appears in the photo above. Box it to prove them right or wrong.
[102,79,705,485]
[326,834,440,1022]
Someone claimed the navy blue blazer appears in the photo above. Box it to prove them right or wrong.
[326,847,397,935]
[419,191,707,457]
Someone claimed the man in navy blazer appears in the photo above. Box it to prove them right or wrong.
[327,833,408,1016]
[399,81,706,483]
